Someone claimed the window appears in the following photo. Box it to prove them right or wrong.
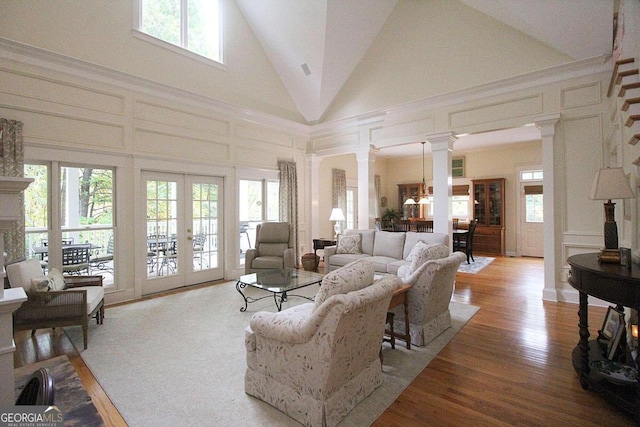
[138,0,222,63]
[24,163,116,285]
[239,178,279,264]
[346,187,357,230]
[521,170,543,181]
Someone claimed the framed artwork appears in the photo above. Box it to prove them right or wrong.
[601,306,623,340]
[452,157,465,178]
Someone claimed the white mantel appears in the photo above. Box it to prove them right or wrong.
[0,176,32,405]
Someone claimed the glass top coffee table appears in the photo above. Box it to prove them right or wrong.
[236,268,324,312]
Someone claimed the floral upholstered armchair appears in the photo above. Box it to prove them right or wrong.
[392,247,466,346]
[244,259,400,427]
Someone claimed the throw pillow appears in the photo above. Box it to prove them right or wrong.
[48,268,66,291]
[30,277,52,292]
[409,243,448,272]
[336,233,362,254]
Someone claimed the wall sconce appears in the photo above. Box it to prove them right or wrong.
[329,208,345,239]
[589,167,635,261]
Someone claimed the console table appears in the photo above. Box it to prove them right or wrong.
[567,253,639,422]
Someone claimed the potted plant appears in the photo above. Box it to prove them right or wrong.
[381,208,401,229]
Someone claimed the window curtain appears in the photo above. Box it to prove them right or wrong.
[278,160,299,266]
[374,175,381,219]
[331,169,347,231]
[0,119,26,263]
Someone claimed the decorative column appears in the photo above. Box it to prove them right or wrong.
[0,176,33,405]
[355,145,378,230]
[426,132,457,239]
[534,114,560,302]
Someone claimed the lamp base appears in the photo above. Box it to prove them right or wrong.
[604,219,619,250]
[334,222,341,240]
[598,248,621,264]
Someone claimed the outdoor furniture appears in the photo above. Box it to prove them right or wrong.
[62,244,91,275]
[245,259,400,426]
[244,222,295,274]
[7,258,105,350]
[192,233,207,268]
[90,235,114,273]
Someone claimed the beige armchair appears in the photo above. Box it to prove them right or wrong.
[245,259,400,426]
[244,222,295,274]
[391,250,466,346]
[7,258,104,349]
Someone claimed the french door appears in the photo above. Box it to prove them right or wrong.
[142,172,223,295]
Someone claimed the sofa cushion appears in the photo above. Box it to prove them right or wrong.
[314,259,374,309]
[336,233,362,254]
[345,229,375,255]
[386,260,408,275]
[373,231,405,259]
[368,256,400,273]
[328,253,369,267]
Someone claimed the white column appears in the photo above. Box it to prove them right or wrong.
[426,132,457,242]
[355,145,378,230]
[534,114,561,302]
[0,289,27,405]
[308,153,321,247]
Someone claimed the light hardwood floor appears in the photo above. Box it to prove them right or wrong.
[13,256,636,426]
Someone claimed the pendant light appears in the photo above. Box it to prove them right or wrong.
[418,141,429,204]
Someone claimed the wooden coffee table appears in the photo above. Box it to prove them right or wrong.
[385,283,411,349]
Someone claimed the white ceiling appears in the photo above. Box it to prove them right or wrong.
[235,0,614,157]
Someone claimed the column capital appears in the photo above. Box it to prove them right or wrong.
[425,131,457,152]
[353,144,379,161]
[534,113,561,138]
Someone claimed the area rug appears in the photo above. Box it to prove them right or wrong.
[457,256,495,274]
[14,355,105,426]
[65,281,478,427]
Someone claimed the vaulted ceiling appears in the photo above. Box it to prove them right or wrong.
[235,0,614,155]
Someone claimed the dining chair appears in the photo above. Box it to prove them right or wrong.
[62,244,91,275]
[457,219,478,264]
[392,219,411,232]
[415,220,433,232]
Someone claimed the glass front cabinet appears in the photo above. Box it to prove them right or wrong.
[472,178,505,255]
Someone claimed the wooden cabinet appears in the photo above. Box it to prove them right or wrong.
[397,183,425,219]
[472,178,505,255]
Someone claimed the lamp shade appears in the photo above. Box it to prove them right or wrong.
[329,208,345,221]
[589,167,635,200]
[418,196,429,205]
[403,198,416,205]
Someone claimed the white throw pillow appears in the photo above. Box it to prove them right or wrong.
[30,277,52,292]
[336,233,362,254]
[47,268,66,291]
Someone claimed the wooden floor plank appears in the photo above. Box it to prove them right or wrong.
[13,256,635,426]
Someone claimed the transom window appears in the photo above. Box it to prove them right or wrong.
[137,0,222,63]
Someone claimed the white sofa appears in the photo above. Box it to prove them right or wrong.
[323,229,449,274]
[245,259,400,427]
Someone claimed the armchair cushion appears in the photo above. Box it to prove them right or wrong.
[30,278,51,292]
[314,259,375,309]
[48,268,66,291]
[336,233,362,254]
[7,258,43,292]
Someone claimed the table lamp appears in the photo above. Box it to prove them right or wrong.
[589,167,635,260]
[329,208,345,239]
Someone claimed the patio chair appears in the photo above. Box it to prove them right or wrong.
[62,244,91,275]
[90,235,114,273]
[7,258,105,350]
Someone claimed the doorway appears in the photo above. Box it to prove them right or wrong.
[142,172,223,295]
[519,169,544,258]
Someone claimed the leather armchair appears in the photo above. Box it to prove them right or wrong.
[244,259,400,426]
[244,222,295,274]
[7,258,104,349]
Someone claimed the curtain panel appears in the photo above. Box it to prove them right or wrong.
[0,119,26,262]
[331,169,347,231]
[278,160,299,266]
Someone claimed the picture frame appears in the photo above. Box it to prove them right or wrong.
[620,247,632,269]
[601,306,623,340]
[607,311,626,360]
